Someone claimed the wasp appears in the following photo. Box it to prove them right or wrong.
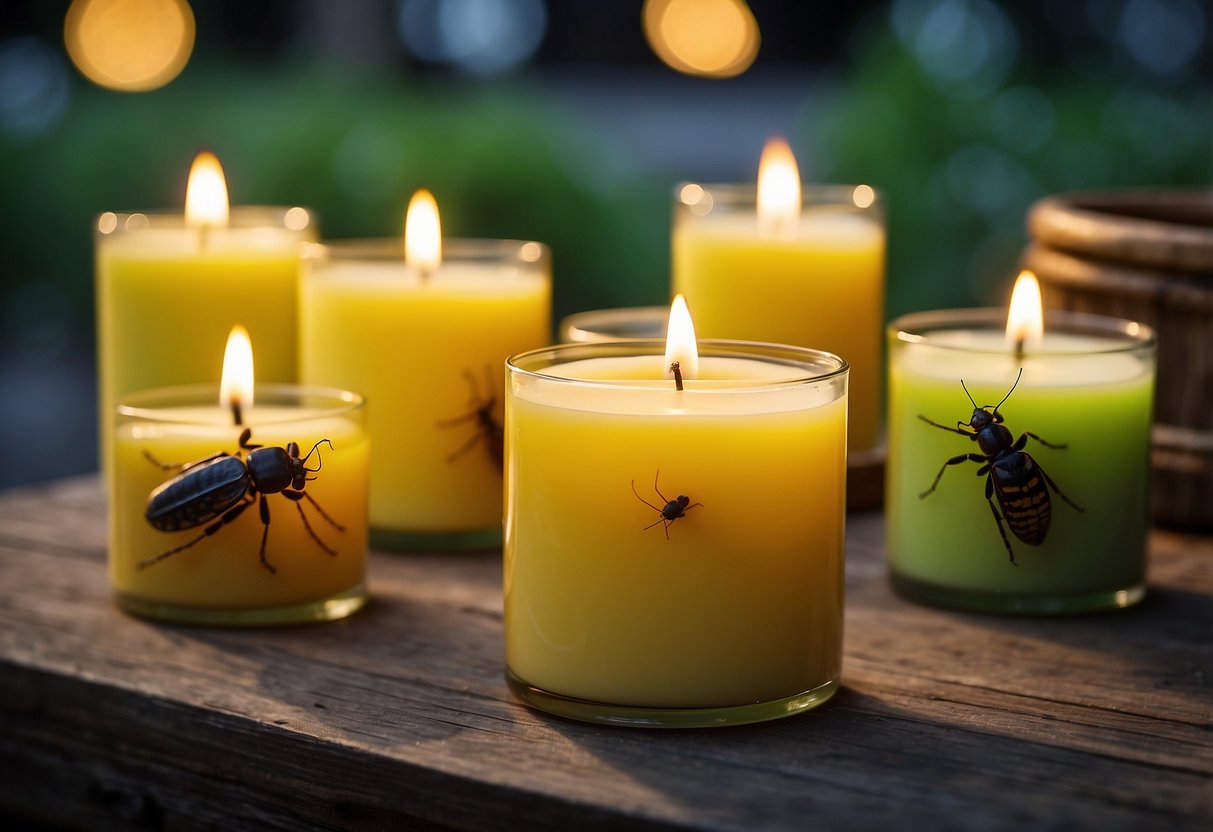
[631,470,702,539]
[141,428,344,574]
[438,365,503,470]
[918,369,1083,565]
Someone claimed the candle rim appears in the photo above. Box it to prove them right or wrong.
[561,306,669,342]
[95,205,314,236]
[508,339,849,393]
[674,181,885,212]
[304,237,549,268]
[889,307,1155,356]
[117,383,364,426]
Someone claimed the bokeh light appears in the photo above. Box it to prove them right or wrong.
[64,0,195,92]
[643,0,760,79]
[891,0,1018,97]
[1118,0,1205,78]
[398,0,547,76]
[0,38,70,139]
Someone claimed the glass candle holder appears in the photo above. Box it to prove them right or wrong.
[505,340,848,727]
[560,306,668,342]
[111,384,369,626]
[672,183,885,454]
[300,239,551,552]
[886,309,1156,614]
[95,206,316,475]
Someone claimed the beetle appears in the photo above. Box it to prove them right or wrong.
[631,470,702,539]
[437,365,503,470]
[140,427,344,573]
[917,369,1083,565]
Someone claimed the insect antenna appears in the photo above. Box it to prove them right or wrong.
[959,378,978,409]
[301,439,335,473]
[992,368,1025,414]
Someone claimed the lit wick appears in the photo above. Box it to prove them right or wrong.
[1014,336,1026,363]
[670,361,684,392]
[230,399,243,427]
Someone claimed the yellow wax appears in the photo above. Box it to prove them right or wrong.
[300,254,550,534]
[505,355,847,708]
[673,205,885,452]
[110,406,368,610]
[97,215,311,474]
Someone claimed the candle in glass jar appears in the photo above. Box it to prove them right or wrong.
[96,152,314,474]
[110,326,369,626]
[672,138,885,453]
[886,274,1156,614]
[299,190,550,550]
[505,297,848,727]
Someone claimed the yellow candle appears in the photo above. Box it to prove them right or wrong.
[504,299,848,727]
[109,327,368,626]
[299,191,550,549]
[672,139,885,453]
[95,153,314,474]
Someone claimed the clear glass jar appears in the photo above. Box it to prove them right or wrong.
[111,384,368,625]
[886,309,1156,614]
[505,340,848,727]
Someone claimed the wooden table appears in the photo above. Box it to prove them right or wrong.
[1,476,1209,831]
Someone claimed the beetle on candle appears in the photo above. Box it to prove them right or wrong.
[140,428,344,573]
[438,366,503,470]
[631,470,702,539]
[917,370,1083,565]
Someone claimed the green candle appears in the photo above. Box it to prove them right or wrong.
[886,308,1156,614]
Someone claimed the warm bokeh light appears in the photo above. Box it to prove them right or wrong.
[664,294,699,382]
[283,206,311,232]
[184,152,230,227]
[852,184,876,209]
[643,0,760,79]
[679,182,714,216]
[757,137,801,237]
[1005,270,1044,351]
[220,324,254,413]
[405,189,442,274]
[64,0,195,92]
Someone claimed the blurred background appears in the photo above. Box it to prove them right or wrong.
[0,0,1210,487]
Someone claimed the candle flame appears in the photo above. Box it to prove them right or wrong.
[757,137,800,237]
[664,294,699,383]
[1005,270,1044,352]
[405,189,442,273]
[184,151,230,227]
[220,324,254,414]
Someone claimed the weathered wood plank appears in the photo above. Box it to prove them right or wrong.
[1,476,1210,831]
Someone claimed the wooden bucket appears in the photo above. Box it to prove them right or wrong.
[1023,190,1212,533]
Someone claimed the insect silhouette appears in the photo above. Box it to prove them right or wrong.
[918,369,1083,565]
[141,428,344,574]
[438,366,503,470]
[631,470,702,539]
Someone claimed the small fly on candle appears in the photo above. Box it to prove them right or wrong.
[140,428,344,573]
[438,366,504,470]
[631,470,702,539]
[917,369,1083,565]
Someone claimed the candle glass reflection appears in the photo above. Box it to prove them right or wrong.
[505,340,848,727]
[886,309,1156,614]
[111,384,369,626]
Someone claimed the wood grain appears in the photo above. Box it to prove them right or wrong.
[1,476,1210,831]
